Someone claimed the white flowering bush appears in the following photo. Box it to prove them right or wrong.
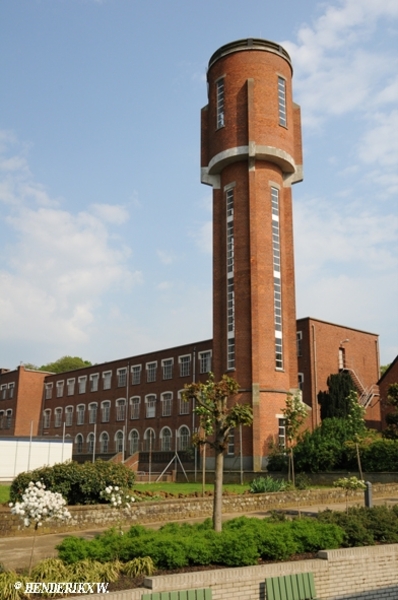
[100,485,135,509]
[9,481,71,529]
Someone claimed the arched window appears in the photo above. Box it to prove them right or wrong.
[87,432,95,454]
[77,404,85,425]
[160,427,172,451]
[130,396,140,420]
[178,426,190,451]
[143,428,156,451]
[6,409,12,429]
[115,430,124,453]
[75,433,84,454]
[129,429,139,454]
[100,431,109,453]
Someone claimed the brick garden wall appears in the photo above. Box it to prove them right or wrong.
[2,483,398,537]
[79,544,398,600]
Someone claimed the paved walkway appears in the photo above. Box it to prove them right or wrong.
[1,496,397,571]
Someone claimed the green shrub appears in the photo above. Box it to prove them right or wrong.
[10,460,135,505]
[249,476,287,493]
[317,510,375,547]
[289,519,344,552]
[215,530,259,566]
[256,523,299,560]
[56,536,92,564]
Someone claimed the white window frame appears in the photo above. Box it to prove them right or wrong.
[278,76,287,127]
[277,415,286,448]
[54,407,63,428]
[146,362,157,383]
[216,77,225,128]
[179,355,191,378]
[160,427,172,451]
[129,429,139,454]
[161,392,173,417]
[116,398,126,421]
[75,433,84,454]
[102,371,112,390]
[65,406,73,427]
[178,390,189,415]
[145,394,156,418]
[161,358,174,380]
[76,404,85,425]
[117,367,127,387]
[177,425,190,451]
[56,381,64,398]
[6,409,12,429]
[87,432,95,454]
[227,428,235,455]
[88,402,98,424]
[115,430,124,453]
[143,428,155,451]
[100,431,109,454]
[130,396,140,420]
[198,351,212,374]
[43,409,51,429]
[101,400,111,423]
[67,378,75,396]
[8,382,15,399]
[78,376,87,394]
[131,365,142,385]
[45,383,53,400]
[90,373,99,392]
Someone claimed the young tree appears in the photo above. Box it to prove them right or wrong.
[281,393,308,486]
[183,373,253,532]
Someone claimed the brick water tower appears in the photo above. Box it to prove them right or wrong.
[201,39,303,470]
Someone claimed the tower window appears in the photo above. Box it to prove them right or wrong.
[216,78,225,128]
[278,76,287,127]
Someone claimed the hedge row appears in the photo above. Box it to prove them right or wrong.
[10,461,135,505]
[57,516,344,568]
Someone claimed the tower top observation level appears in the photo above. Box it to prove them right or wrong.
[207,38,292,74]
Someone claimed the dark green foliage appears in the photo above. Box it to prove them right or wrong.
[317,506,398,546]
[383,383,398,440]
[357,439,398,471]
[289,519,344,552]
[318,372,356,420]
[10,460,135,505]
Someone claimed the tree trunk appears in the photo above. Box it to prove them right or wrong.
[213,448,224,532]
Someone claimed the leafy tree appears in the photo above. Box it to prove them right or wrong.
[383,383,398,439]
[39,356,92,374]
[380,364,391,377]
[318,371,357,420]
[281,393,308,486]
[182,373,253,532]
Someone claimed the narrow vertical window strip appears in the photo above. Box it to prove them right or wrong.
[271,187,283,369]
[216,78,225,128]
[226,187,235,370]
[278,76,287,127]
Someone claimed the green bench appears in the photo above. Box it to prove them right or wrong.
[266,573,318,600]
[141,590,212,600]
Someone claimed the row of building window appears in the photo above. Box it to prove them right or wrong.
[0,383,15,400]
[74,426,192,455]
[215,74,287,130]
[226,186,235,371]
[44,352,212,400]
[42,393,191,429]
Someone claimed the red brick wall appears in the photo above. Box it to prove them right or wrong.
[297,318,380,429]
[379,356,398,430]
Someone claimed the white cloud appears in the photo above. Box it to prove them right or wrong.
[0,132,141,348]
[157,250,176,265]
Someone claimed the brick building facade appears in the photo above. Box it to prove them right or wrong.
[1,39,385,471]
[379,355,398,431]
[297,317,381,430]
[0,366,49,437]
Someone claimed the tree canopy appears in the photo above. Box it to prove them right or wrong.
[26,356,92,374]
[318,371,357,420]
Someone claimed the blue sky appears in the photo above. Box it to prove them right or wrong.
[0,0,397,369]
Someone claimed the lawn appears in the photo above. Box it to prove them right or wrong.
[131,482,250,496]
[0,485,10,504]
